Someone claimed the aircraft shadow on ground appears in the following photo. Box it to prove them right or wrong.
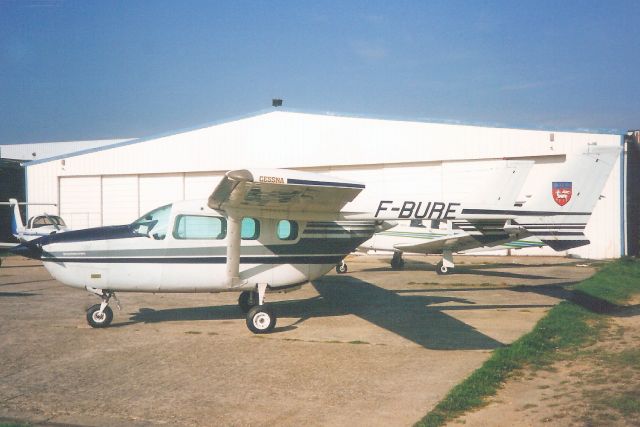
[359,264,553,280]
[0,279,57,288]
[393,280,580,296]
[0,291,38,297]
[125,276,561,351]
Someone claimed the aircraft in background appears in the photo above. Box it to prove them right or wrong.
[0,198,68,243]
[11,161,532,333]
[345,146,619,275]
[346,220,545,273]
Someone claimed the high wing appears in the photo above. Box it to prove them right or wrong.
[208,168,369,288]
[208,168,365,220]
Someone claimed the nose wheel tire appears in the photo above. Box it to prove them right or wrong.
[336,263,348,274]
[436,261,454,275]
[86,304,113,328]
[246,306,277,334]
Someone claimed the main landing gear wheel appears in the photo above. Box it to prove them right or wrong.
[436,261,454,275]
[86,304,113,328]
[238,290,258,313]
[336,262,348,274]
[390,253,405,270]
[246,305,277,334]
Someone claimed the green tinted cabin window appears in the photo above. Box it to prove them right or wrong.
[241,217,260,240]
[276,220,298,240]
[173,215,226,240]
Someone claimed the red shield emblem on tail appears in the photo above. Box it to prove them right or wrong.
[552,182,572,206]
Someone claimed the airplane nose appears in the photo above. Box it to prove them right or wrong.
[10,242,43,260]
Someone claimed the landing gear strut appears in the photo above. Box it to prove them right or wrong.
[86,289,119,328]
[336,261,348,274]
[245,283,277,334]
[436,250,455,275]
[390,251,405,270]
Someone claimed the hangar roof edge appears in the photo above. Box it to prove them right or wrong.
[24,108,623,167]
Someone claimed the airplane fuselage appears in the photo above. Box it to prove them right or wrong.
[28,200,376,293]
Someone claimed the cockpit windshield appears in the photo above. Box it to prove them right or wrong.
[32,215,66,228]
[132,204,172,239]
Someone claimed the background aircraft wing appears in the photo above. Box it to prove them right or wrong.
[208,168,365,219]
[393,233,483,254]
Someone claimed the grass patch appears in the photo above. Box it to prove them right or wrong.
[573,257,640,305]
[601,392,640,416]
[184,330,202,335]
[416,258,640,427]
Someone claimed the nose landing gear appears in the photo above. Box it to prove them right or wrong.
[86,289,119,328]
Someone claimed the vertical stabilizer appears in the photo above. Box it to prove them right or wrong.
[515,146,621,250]
[9,198,25,236]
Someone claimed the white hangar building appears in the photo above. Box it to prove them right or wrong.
[23,110,629,259]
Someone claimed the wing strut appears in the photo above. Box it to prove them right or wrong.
[226,214,246,287]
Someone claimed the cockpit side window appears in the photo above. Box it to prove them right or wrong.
[132,204,173,240]
[32,217,49,228]
[173,215,226,240]
[31,215,64,228]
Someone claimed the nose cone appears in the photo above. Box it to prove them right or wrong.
[10,242,43,260]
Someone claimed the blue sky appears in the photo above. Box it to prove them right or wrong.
[1,0,639,144]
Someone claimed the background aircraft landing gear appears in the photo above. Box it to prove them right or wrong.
[390,252,405,270]
[245,283,277,334]
[435,261,454,275]
[238,290,258,313]
[436,250,455,275]
[336,261,348,274]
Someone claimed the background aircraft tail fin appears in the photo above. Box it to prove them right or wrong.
[514,146,620,249]
[9,198,25,236]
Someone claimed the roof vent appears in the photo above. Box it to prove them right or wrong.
[272,99,283,107]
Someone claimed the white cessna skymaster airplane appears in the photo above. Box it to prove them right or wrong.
[351,146,620,274]
[12,147,618,334]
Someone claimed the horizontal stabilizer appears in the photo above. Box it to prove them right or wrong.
[541,239,590,251]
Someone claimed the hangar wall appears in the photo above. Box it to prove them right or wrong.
[24,111,623,259]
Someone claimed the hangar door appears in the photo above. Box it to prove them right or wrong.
[102,175,139,226]
[60,173,221,229]
[59,176,102,229]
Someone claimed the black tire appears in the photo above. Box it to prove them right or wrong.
[436,261,453,275]
[246,306,277,334]
[391,257,404,270]
[336,263,348,274]
[86,304,113,328]
[238,291,258,313]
